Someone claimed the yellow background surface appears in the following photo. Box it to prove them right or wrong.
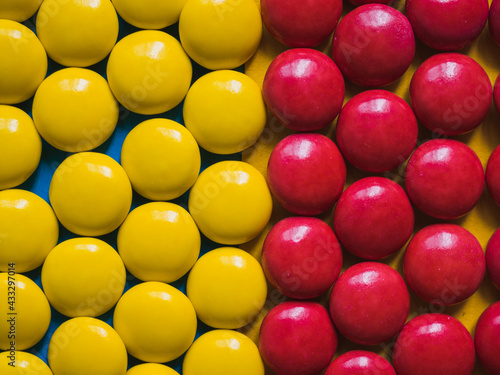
[242,0,500,373]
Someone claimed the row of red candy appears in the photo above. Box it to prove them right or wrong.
[254,1,500,375]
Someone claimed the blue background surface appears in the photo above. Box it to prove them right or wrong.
[14,11,243,373]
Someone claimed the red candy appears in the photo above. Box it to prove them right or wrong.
[261,0,342,47]
[259,301,337,375]
[486,145,500,206]
[332,4,415,87]
[329,262,410,345]
[261,216,342,299]
[475,302,500,375]
[333,177,414,260]
[403,224,485,306]
[490,0,500,47]
[324,350,396,375]
[263,48,345,131]
[393,313,476,375]
[405,139,484,220]
[486,228,500,290]
[349,0,395,5]
[494,74,500,114]
[267,133,346,216]
[410,53,492,135]
[336,90,418,172]
[406,0,489,51]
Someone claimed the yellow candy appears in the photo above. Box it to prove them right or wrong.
[179,0,262,70]
[117,202,200,283]
[183,70,266,154]
[183,330,264,375]
[0,189,58,273]
[107,30,192,115]
[186,247,267,329]
[36,0,119,67]
[188,161,272,245]
[0,0,43,22]
[121,119,200,201]
[32,68,119,152]
[0,351,53,375]
[41,238,126,318]
[0,20,47,104]
[48,317,127,375]
[0,273,51,351]
[112,0,188,29]
[126,363,179,375]
[49,152,132,236]
[0,105,42,190]
[113,281,197,363]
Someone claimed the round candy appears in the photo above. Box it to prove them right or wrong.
[494,73,500,115]
[32,67,119,152]
[475,301,500,375]
[336,90,418,172]
[117,202,200,283]
[409,53,492,135]
[48,317,127,375]
[107,30,192,115]
[0,189,58,273]
[112,0,188,29]
[183,70,266,154]
[179,0,262,70]
[267,133,346,216]
[487,144,500,207]
[0,0,42,22]
[0,20,47,104]
[183,330,264,375]
[491,0,500,47]
[263,48,345,131]
[406,0,488,51]
[36,0,118,67]
[486,228,500,290]
[120,119,200,201]
[186,247,267,329]
[261,0,342,47]
[405,139,484,220]
[113,281,197,363]
[404,224,485,306]
[188,161,272,245]
[0,273,51,351]
[329,262,410,345]
[393,313,475,375]
[333,177,414,260]
[259,301,337,375]
[0,351,52,375]
[324,350,396,375]
[127,364,178,375]
[332,4,415,87]
[262,216,343,299]
[349,0,395,5]
[41,238,126,318]
[49,152,132,236]
[0,105,42,190]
